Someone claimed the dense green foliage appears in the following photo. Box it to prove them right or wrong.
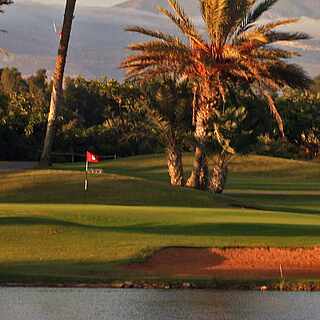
[0,68,49,160]
[280,90,320,159]
[0,69,160,160]
[0,67,319,161]
[59,77,158,158]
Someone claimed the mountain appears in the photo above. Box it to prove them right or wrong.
[116,0,320,19]
[0,2,139,79]
[0,1,319,80]
[116,0,200,15]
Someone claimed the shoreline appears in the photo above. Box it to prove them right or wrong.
[1,279,320,291]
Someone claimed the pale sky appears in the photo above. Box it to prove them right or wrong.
[19,0,126,7]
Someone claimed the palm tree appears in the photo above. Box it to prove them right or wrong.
[40,0,77,167]
[121,0,311,190]
[142,77,193,186]
[208,90,269,193]
[0,0,12,31]
[0,0,12,10]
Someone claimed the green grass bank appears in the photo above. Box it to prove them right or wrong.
[0,154,320,286]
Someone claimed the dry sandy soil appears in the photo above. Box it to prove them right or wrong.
[126,247,320,280]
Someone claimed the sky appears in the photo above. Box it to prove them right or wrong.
[20,0,126,7]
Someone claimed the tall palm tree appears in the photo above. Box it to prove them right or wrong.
[40,0,77,167]
[121,0,311,189]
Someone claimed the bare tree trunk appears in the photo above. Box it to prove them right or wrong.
[167,145,184,186]
[209,153,230,194]
[186,107,210,189]
[39,0,76,167]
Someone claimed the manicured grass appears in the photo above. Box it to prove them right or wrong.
[0,154,319,283]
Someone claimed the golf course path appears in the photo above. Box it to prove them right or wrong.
[0,162,36,172]
[126,247,320,280]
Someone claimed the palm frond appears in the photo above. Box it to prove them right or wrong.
[236,0,278,35]
[239,18,306,46]
[234,29,269,48]
[248,0,278,24]
[224,0,256,43]
[257,18,299,32]
[266,31,311,43]
[251,47,299,60]
[125,26,178,43]
[127,39,190,54]
[158,0,206,49]
[200,0,229,44]
[166,0,204,42]
[264,92,285,138]
[268,63,312,89]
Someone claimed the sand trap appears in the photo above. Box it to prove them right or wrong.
[126,247,320,279]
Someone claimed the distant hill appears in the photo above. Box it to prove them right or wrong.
[0,3,136,79]
[116,0,199,15]
[116,0,320,19]
[270,0,320,18]
[0,1,319,80]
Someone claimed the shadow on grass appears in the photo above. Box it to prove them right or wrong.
[1,216,320,237]
[59,164,167,177]
[226,193,320,215]
[0,180,230,208]
[228,161,320,179]
[0,260,133,283]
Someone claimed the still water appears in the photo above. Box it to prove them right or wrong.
[0,288,319,320]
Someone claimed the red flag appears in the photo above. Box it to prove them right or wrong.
[86,151,100,163]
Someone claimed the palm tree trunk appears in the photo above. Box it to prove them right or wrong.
[167,145,184,186]
[209,153,230,194]
[199,151,210,190]
[186,107,210,189]
[39,0,76,167]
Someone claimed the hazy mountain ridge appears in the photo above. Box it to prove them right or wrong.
[0,1,319,79]
[116,0,320,19]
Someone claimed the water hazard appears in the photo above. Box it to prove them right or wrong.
[0,288,319,320]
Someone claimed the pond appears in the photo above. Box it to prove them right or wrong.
[0,288,319,320]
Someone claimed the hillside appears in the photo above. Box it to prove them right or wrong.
[116,0,200,15]
[0,1,319,79]
[116,0,320,18]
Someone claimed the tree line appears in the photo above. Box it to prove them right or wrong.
[0,66,319,189]
[0,0,320,194]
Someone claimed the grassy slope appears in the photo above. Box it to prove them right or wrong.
[0,154,320,282]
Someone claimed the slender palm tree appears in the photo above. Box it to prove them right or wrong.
[121,0,311,190]
[40,0,77,167]
[143,77,193,186]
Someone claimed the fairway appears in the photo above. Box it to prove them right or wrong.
[0,154,320,283]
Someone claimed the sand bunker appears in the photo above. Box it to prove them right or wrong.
[126,247,320,279]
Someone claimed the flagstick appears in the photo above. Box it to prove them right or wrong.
[84,160,89,191]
